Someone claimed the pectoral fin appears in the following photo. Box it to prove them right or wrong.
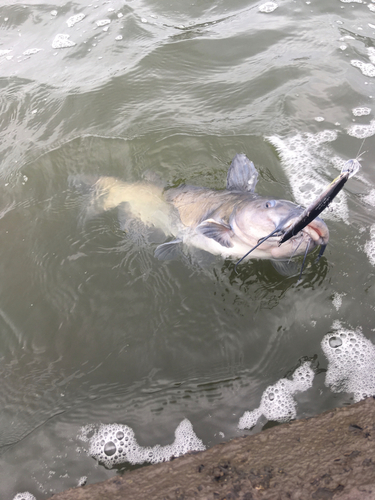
[196,219,234,248]
[154,239,182,260]
[226,154,259,193]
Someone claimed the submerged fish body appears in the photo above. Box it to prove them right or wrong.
[86,154,329,263]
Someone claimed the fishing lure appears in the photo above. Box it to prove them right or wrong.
[279,158,361,248]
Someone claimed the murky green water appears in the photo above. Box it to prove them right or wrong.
[1,0,375,497]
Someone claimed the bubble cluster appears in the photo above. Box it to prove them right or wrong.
[362,189,375,207]
[268,131,349,222]
[96,19,111,27]
[13,493,36,500]
[238,362,315,429]
[259,2,278,13]
[22,48,42,56]
[352,107,371,116]
[364,224,375,266]
[66,14,85,27]
[347,120,375,138]
[77,476,87,487]
[79,419,205,468]
[52,34,76,49]
[332,292,345,311]
[321,327,375,402]
[351,60,375,77]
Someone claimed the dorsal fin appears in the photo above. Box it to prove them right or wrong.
[226,154,258,193]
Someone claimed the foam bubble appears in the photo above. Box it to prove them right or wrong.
[362,189,375,207]
[259,2,278,12]
[351,60,375,77]
[52,34,76,49]
[322,327,375,402]
[238,362,315,429]
[0,49,11,56]
[268,131,349,222]
[77,476,87,487]
[96,19,111,27]
[22,48,42,56]
[364,224,375,266]
[368,47,375,65]
[347,119,375,138]
[67,14,85,27]
[352,107,371,116]
[369,4,375,11]
[332,292,345,310]
[79,418,205,468]
[13,493,36,500]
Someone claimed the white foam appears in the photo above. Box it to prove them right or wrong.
[352,107,371,116]
[332,292,345,310]
[362,188,375,206]
[259,2,278,12]
[96,19,111,27]
[13,493,36,500]
[22,48,42,56]
[77,476,87,487]
[238,362,315,429]
[347,119,375,138]
[79,418,205,468]
[0,49,11,56]
[268,131,349,222]
[322,326,375,402]
[368,47,375,65]
[67,14,85,27]
[351,60,375,77]
[52,34,76,49]
[364,224,375,266]
[369,4,375,11]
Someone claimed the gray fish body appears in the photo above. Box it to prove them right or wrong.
[86,154,329,262]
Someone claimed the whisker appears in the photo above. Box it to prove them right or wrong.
[297,237,311,282]
[315,243,327,262]
[234,227,282,273]
[288,233,304,263]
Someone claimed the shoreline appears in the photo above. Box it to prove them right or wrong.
[48,397,375,500]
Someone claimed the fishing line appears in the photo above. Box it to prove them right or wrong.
[355,137,367,160]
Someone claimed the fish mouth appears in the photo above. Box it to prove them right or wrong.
[234,214,329,273]
[280,216,329,247]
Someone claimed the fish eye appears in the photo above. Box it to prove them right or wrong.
[265,200,276,208]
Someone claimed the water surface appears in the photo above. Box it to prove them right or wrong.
[1,0,375,497]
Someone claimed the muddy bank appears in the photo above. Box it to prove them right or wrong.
[49,397,375,500]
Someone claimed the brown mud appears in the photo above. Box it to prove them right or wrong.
[49,397,375,500]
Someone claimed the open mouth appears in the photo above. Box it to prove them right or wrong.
[282,216,329,247]
[233,216,329,273]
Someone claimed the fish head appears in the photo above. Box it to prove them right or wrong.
[231,197,329,260]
